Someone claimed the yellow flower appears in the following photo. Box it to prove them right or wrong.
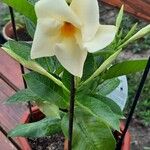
[31,0,117,77]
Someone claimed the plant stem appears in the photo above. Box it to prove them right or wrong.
[68,75,76,150]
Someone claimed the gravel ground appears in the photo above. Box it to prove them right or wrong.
[130,119,150,150]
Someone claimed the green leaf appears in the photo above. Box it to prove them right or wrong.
[1,0,36,23]
[80,49,122,88]
[24,72,68,108]
[121,23,138,43]
[116,5,124,29]
[2,41,69,93]
[103,59,148,80]
[62,70,71,90]
[92,94,123,118]
[96,78,120,96]
[82,53,95,81]
[36,57,60,73]
[24,17,35,39]
[37,102,60,119]
[77,77,100,96]
[76,95,120,131]
[6,89,41,104]
[118,24,150,49]
[61,112,116,150]
[8,117,61,138]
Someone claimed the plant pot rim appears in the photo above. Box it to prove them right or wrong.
[2,21,32,43]
[18,107,131,150]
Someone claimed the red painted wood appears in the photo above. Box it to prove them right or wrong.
[0,78,27,147]
[0,79,27,131]
[101,0,150,22]
[0,46,28,149]
[0,48,24,90]
[0,131,17,150]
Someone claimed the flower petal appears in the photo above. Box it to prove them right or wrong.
[35,0,81,27]
[54,38,87,77]
[31,18,60,59]
[84,25,117,53]
[70,0,99,41]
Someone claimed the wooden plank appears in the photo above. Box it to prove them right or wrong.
[101,0,150,22]
[0,131,17,150]
[0,48,24,90]
[0,78,27,147]
[0,79,27,132]
[0,78,27,148]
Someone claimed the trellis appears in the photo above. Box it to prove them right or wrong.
[0,1,150,150]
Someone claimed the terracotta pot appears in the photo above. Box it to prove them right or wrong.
[2,21,32,42]
[18,107,131,150]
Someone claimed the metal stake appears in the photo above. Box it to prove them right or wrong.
[8,6,33,121]
[68,75,75,150]
[116,56,150,150]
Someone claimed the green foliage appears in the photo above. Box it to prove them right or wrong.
[8,117,61,137]
[61,112,116,150]
[37,102,60,119]
[96,78,120,96]
[76,95,120,131]
[93,94,123,118]
[24,17,35,39]
[6,89,41,104]
[102,59,148,80]
[121,15,150,53]
[82,53,95,81]
[2,3,150,149]
[121,23,138,43]
[6,87,61,119]
[1,0,36,23]
[2,41,69,92]
[116,5,124,29]
[80,49,122,88]
[24,72,68,108]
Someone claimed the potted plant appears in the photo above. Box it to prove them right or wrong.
[16,107,130,150]
[2,12,33,42]
[1,0,150,149]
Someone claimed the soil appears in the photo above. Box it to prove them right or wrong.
[5,23,32,41]
[28,133,65,150]
[11,27,32,41]
[129,119,150,150]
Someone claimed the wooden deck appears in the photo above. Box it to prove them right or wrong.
[0,47,27,149]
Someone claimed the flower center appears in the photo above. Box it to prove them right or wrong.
[61,22,76,37]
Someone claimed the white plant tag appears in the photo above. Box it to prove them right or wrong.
[107,75,128,110]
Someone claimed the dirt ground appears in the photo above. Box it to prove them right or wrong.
[121,49,150,150]
[130,119,150,150]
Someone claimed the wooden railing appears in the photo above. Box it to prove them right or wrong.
[101,0,150,22]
